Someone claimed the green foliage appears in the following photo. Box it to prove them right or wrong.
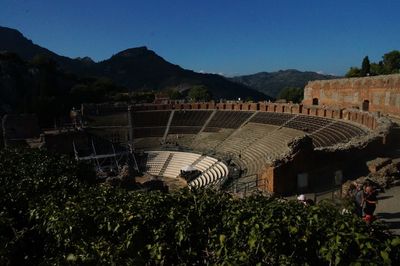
[1,149,399,265]
[167,89,183,100]
[345,67,361,78]
[70,78,122,104]
[383,50,400,74]
[188,85,212,102]
[361,56,370,76]
[129,91,156,103]
[278,87,304,103]
[370,62,385,76]
[346,50,400,77]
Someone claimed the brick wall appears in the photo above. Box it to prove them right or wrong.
[303,74,400,116]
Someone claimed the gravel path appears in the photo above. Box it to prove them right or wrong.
[375,185,400,235]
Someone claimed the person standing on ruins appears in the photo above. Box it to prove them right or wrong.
[363,186,378,223]
[354,183,364,217]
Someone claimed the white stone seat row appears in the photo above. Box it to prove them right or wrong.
[145,151,228,187]
[188,161,229,188]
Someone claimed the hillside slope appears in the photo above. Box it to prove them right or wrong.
[231,70,337,98]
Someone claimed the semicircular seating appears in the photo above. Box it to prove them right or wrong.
[144,151,229,188]
[131,110,370,187]
[248,112,369,148]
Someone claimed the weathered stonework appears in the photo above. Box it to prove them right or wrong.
[303,74,400,116]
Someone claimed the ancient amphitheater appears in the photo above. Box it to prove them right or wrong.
[37,74,395,196]
[74,75,400,196]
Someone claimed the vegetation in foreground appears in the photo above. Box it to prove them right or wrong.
[1,149,399,265]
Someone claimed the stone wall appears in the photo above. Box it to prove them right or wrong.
[303,74,400,117]
[259,121,392,196]
[258,136,315,195]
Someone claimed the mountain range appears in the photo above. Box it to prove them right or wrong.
[0,26,266,101]
[231,70,337,98]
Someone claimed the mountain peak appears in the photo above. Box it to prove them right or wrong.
[113,46,154,58]
[75,56,94,64]
[0,26,25,38]
[0,25,58,61]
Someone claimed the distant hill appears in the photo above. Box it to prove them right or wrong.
[231,70,338,98]
[0,26,92,73]
[0,26,268,101]
[88,46,268,100]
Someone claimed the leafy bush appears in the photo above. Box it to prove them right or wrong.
[278,87,304,103]
[1,149,399,265]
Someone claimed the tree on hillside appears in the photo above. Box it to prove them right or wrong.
[360,56,370,76]
[370,62,385,76]
[69,77,123,104]
[383,50,400,74]
[345,67,361,78]
[188,85,211,102]
[278,87,303,103]
[167,89,183,100]
[346,50,400,77]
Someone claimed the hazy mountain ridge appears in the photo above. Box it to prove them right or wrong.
[231,70,338,98]
[0,26,267,100]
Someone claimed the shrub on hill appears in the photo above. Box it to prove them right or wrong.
[278,87,304,103]
[346,50,400,77]
[0,149,399,265]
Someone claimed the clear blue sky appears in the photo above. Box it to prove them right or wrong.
[1,0,399,76]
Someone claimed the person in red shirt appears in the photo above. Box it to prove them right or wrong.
[363,186,378,223]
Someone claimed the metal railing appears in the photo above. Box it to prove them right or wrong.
[224,174,268,197]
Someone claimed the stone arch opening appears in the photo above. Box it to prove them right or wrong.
[362,100,370,111]
[312,98,319,105]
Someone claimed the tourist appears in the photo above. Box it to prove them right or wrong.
[354,183,364,217]
[363,186,378,223]
[305,198,315,206]
[297,194,307,205]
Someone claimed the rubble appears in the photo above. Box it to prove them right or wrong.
[343,159,400,193]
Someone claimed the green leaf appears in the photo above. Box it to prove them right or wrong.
[248,237,257,249]
[219,234,226,245]
[380,251,391,264]
[391,237,400,247]
[66,254,77,261]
